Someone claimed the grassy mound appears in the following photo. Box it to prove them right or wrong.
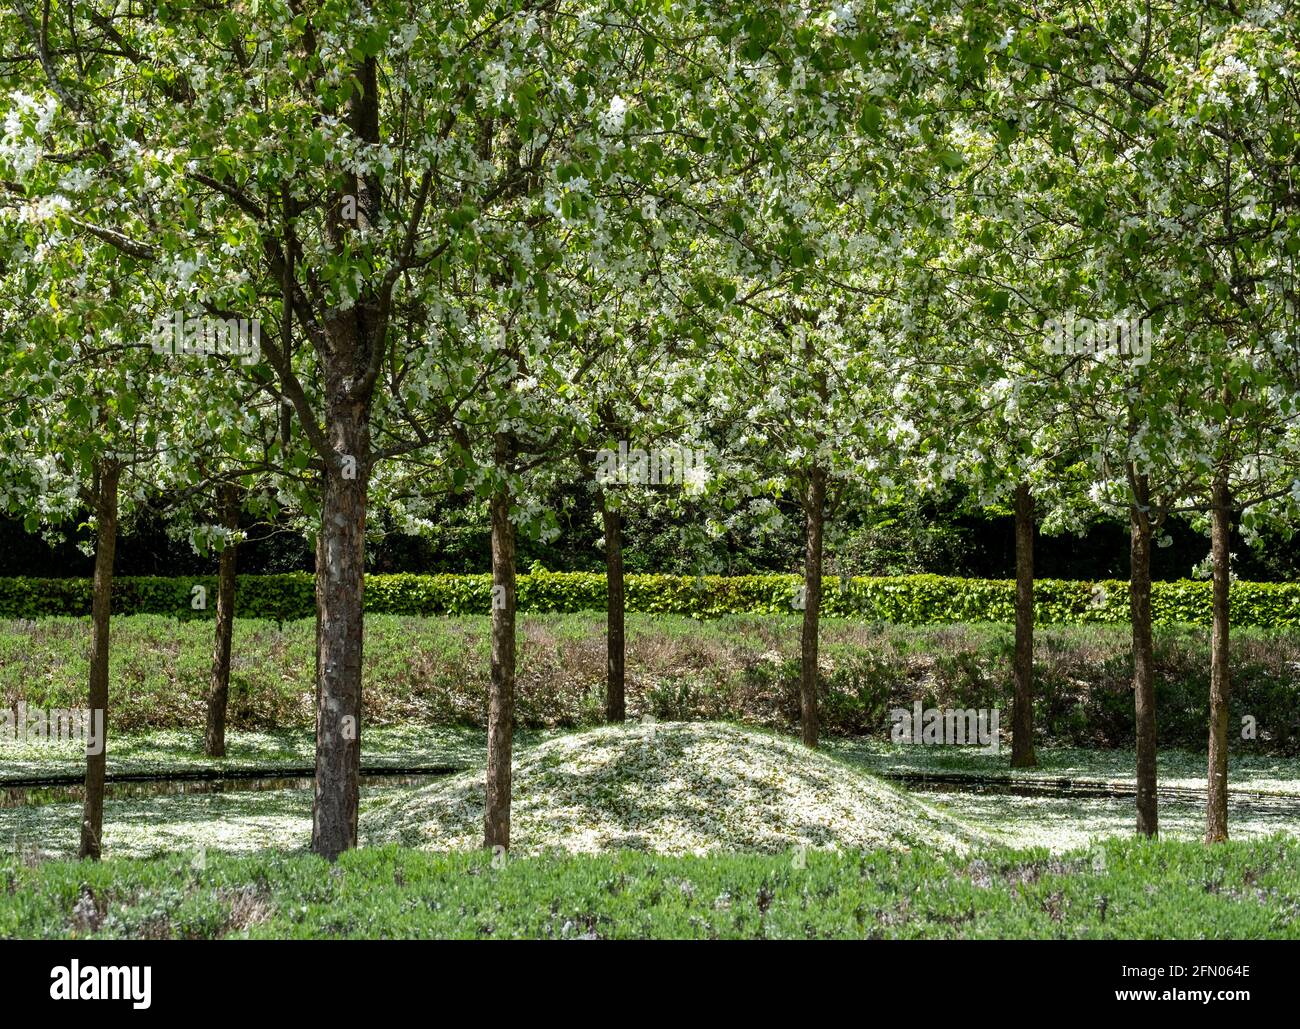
[361,721,978,855]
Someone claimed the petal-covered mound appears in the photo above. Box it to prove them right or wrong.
[360,721,979,855]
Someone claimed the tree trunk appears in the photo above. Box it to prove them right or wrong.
[79,459,120,860]
[298,48,378,861]
[205,483,240,758]
[1205,469,1232,843]
[800,468,826,749]
[601,495,625,723]
[1010,481,1036,768]
[1129,473,1157,838]
[311,401,369,860]
[485,455,517,850]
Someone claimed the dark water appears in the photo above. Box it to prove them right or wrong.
[0,769,451,808]
[887,771,1300,817]
[4,767,1299,820]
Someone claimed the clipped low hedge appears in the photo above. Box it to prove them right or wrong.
[0,572,1298,627]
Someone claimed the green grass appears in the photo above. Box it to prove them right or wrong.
[3,837,1298,939]
[3,614,1298,751]
[4,612,1296,938]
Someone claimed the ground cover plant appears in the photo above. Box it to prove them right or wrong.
[3,838,1298,940]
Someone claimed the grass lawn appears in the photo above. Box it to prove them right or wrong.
[3,612,1297,938]
[5,614,1298,754]
[3,838,1298,939]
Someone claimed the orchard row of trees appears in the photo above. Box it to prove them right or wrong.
[1,1,1298,858]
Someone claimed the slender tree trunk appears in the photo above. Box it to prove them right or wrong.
[1010,481,1036,768]
[1129,473,1158,838]
[1206,469,1232,843]
[601,495,625,722]
[485,450,517,850]
[314,528,324,702]
[299,50,378,861]
[311,400,369,860]
[79,460,120,860]
[205,483,240,758]
[800,468,826,749]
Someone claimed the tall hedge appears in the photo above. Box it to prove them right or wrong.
[1,572,1298,626]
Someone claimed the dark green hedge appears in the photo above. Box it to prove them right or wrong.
[1,572,1299,626]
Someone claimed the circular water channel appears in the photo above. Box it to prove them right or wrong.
[889,771,1300,818]
[0,768,453,809]
[3,767,1298,819]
